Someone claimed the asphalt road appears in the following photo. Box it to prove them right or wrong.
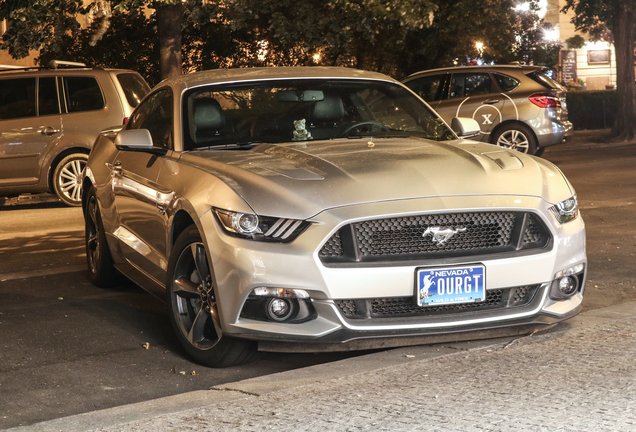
[0,204,368,429]
[1,139,635,429]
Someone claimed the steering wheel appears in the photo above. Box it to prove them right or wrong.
[339,121,390,137]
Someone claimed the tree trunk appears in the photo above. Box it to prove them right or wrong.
[157,2,183,79]
[610,1,636,141]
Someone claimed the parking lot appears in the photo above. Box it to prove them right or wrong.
[1,134,636,429]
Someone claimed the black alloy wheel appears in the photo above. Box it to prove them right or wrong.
[85,188,118,287]
[167,225,258,367]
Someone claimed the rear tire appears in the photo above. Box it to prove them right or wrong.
[166,225,259,367]
[492,124,538,155]
[53,153,88,206]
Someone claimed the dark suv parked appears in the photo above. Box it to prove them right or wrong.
[403,65,573,156]
[0,61,150,205]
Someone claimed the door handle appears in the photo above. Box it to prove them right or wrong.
[482,99,500,105]
[40,126,60,135]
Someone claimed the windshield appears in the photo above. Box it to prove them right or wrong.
[182,79,455,150]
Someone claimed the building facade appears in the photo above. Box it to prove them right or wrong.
[545,0,618,90]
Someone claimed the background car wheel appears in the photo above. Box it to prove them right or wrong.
[85,188,118,287]
[53,153,88,206]
[492,124,538,155]
[167,226,259,368]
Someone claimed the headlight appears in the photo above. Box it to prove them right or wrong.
[214,208,310,242]
[549,195,578,224]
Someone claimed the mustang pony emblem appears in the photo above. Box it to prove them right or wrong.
[419,274,436,301]
[423,227,467,245]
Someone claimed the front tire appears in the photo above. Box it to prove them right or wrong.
[167,225,258,367]
[492,124,538,155]
[53,153,88,206]
[85,188,118,287]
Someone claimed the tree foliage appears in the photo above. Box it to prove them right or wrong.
[0,0,84,59]
[563,0,636,140]
[2,0,541,82]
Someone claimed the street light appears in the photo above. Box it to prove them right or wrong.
[475,42,485,56]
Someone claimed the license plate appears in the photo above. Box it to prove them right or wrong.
[416,264,486,307]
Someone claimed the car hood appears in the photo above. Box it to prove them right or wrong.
[180,137,573,220]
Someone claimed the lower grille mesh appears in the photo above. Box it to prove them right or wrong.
[335,285,540,319]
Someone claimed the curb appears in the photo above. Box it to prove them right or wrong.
[0,194,61,208]
[6,300,636,432]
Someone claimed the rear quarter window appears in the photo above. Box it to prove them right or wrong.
[116,73,150,108]
[493,74,520,92]
[63,76,105,112]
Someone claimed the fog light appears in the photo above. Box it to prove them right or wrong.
[558,276,578,296]
[267,298,293,321]
[550,273,580,300]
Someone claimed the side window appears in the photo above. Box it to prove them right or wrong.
[38,77,60,116]
[63,77,104,112]
[0,78,36,119]
[493,74,520,92]
[127,89,174,149]
[405,75,446,103]
[449,73,493,99]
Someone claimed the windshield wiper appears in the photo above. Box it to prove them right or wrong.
[187,141,262,151]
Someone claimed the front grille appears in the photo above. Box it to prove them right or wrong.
[335,285,540,319]
[320,211,550,264]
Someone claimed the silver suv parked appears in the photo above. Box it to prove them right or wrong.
[403,65,573,156]
[0,61,150,205]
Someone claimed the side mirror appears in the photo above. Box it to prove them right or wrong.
[451,117,481,138]
[115,129,164,154]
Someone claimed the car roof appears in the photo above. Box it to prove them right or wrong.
[404,64,545,80]
[162,66,399,91]
[0,66,137,77]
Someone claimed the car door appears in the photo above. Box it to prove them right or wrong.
[111,88,175,284]
[0,77,62,186]
[434,72,505,142]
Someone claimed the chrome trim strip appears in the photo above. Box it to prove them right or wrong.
[273,219,294,238]
[265,218,285,236]
[281,220,303,240]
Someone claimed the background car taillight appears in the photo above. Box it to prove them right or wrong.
[529,93,562,108]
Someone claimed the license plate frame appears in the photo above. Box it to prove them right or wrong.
[415,264,486,307]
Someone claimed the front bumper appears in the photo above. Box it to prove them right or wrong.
[199,195,586,352]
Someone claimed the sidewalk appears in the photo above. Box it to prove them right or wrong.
[8,301,636,432]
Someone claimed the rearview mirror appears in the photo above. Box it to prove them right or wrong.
[277,90,325,102]
[451,117,481,138]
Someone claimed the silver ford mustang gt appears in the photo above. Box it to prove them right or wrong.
[82,67,586,367]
